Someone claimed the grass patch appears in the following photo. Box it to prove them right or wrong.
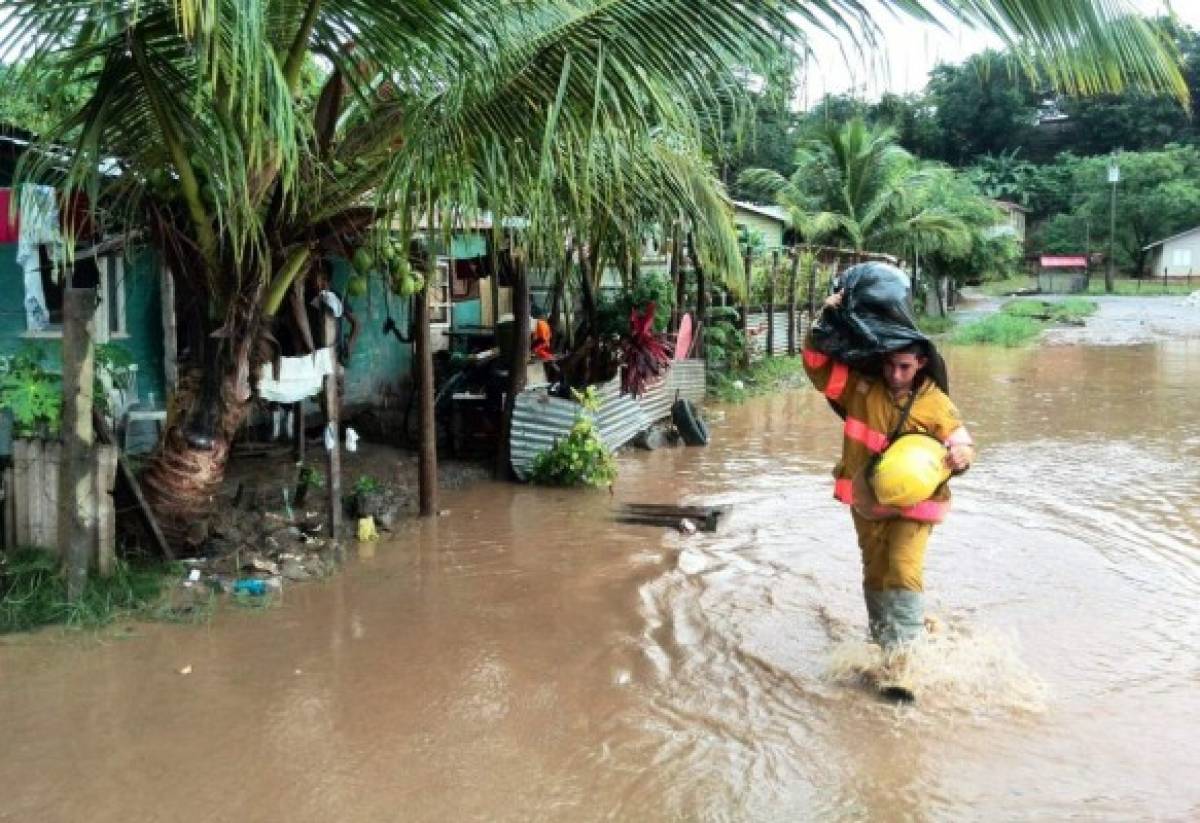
[1085,278,1197,296]
[0,548,195,633]
[949,314,1044,347]
[1001,298,1098,323]
[980,275,1037,296]
[916,314,956,335]
[709,355,808,403]
[980,276,1196,297]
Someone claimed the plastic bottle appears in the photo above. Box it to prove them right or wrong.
[232,578,281,596]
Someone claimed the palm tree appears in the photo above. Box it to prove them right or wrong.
[2,1,1186,543]
[740,118,974,254]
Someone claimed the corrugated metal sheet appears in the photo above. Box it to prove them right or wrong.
[747,311,807,359]
[510,359,707,479]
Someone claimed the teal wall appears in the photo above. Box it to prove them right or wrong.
[0,243,165,402]
[329,232,489,408]
[454,298,482,326]
[330,257,414,407]
[123,250,166,401]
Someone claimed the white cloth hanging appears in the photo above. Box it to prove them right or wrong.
[256,346,337,403]
[15,185,60,331]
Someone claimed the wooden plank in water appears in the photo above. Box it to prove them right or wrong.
[614,502,729,532]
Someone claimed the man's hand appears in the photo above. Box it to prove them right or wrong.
[946,444,974,473]
[822,291,843,311]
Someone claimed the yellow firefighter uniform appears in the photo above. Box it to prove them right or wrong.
[803,335,973,648]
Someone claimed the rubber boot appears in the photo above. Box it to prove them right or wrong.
[875,590,925,702]
[863,587,887,645]
[878,589,925,649]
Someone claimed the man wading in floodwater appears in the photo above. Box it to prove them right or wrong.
[804,288,975,699]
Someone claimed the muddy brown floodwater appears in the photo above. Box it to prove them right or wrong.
[2,337,1200,822]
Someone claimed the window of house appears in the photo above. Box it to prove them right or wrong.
[26,246,127,340]
[1170,248,1192,269]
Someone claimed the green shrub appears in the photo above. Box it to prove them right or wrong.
[916,314,956,335]
[1000,298,1097,323]
[949,314,1043,347]
[703,306,746,370]
[708,355,808,403]
[596,273,674,336]
[529,388,617,488]
[0,347,62,436]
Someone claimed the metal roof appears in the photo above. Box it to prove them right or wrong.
[1143,225,1200,251]
[733,201,789,224]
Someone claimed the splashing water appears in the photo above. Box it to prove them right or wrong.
[825,620,1050,715]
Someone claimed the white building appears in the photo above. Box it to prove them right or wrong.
[1144,226,1200,277]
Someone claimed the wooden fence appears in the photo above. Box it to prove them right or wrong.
[3,439,119,573]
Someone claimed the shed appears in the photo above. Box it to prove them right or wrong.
[1037,255,1089,294]
[1143,226,1200,279]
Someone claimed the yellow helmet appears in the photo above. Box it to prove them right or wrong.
[871,434,951,507]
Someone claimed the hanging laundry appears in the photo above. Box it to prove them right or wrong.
[16,185,61,332]
[452,256,484,298]
[257,346,337,403]
[0,189,19,245]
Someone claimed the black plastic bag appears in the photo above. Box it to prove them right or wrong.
[811,262,949,394]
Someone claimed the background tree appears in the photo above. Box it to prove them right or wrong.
[1032,145,1200,274]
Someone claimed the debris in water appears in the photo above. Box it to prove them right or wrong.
[615,502,729,532]
[678,518,697,535]
[357,516,379,542]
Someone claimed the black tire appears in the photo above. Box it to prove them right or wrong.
[672,399,709,446]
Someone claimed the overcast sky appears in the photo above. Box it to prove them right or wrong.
[798,0,1200,106]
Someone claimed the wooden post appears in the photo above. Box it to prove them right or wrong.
[688,232,706,358]
[415,254,438,515]
[806,252,819,318]
[740,249,752,369]
[160,267,178,396]
[786,250,799,355]
[488,229,501,329]
[765,250,778,357]
[496,244,529,479]
[322,311,343,538]
[293,401,305,463]
[95,445,118,577]
[670,225,684,333]
[60,288,97,600]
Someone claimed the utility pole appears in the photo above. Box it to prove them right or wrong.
[1107,155,1119,294]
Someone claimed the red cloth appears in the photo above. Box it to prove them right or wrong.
[0,189,18,244]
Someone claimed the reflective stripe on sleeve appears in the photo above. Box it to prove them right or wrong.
[802,348,830,369]
[844,417,889,453]
[824,362,849,400]
[944,426,974,447]
[834,477,854,504]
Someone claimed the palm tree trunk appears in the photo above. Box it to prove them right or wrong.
[140,367,249,547]
[549,240,571,337]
